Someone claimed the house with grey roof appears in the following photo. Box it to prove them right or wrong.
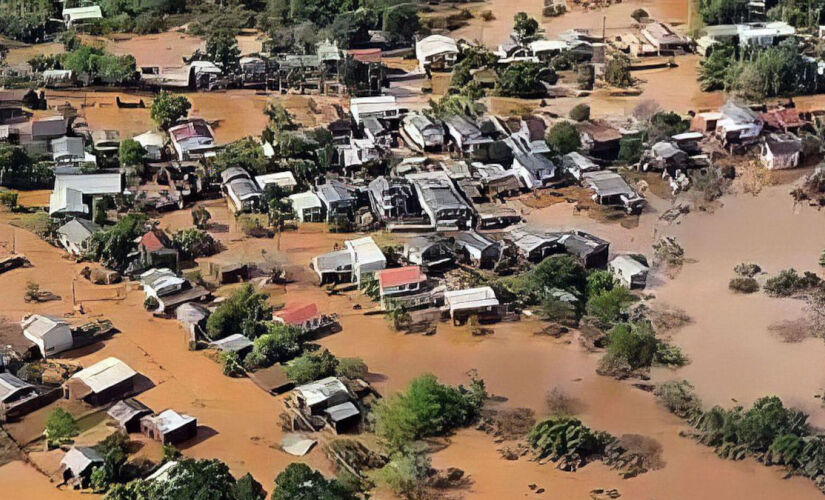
[315,179,357,222]
[402,113,444,152]
[407,172,474,231]
[581,170,646,214]
[367,176,419,221]
[0,372,39,421]
[443,115,494,155]
[107,398,153,433]
[451,231,501,269]
[57,218,100,256]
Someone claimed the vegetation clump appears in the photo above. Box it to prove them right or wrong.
[764,268,823,297]
[729,277,760,294]
[45,408,78,448]
[527,416,615,471]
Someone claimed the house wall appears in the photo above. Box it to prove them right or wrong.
[76,378,135,406]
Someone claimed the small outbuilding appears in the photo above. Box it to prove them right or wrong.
[60,446,103,488]
[609,255,649,289]
[443,287,500,324]
[107,398,153,433]
[760,133,803,170]
[140,409,198,445]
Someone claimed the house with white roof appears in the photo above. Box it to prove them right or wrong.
[63,6,103,28]
[64,357,139,406]
[443,287,500,324]
[22,314,73,358]
[288,191,323,222]
[350,96,403,125]
[416,34,459,72]
[140,409,198,445]
[255,171,298,192]
[49,169,123,216]
[311,236,386,285]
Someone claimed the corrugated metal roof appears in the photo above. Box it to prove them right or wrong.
[71,357,137,394]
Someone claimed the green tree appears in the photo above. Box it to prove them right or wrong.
[104,480,158,500]
[382,4,420,44]
[119,139,146,169]
[586,270,615,299]
[151,91,192,130]
[243,323,305,370]
[336,357,368,379]
[604,321,658,369]
[546,121,581,155]
[376,452,430,497]
[172,228,219,260]
[160,459,238,499]
[205,283,272,340]
[698,44,736,91]
[272,463,356,500]
[191,206,212,230]
[45,408,79,447]
[286,349,339,384]
[499,254,588,305]
[86,214,147,271]
[372,374,487,452]
[586,286,637,324]
[569,103,591,122]
[513,12,540,45]
[699,0,749,24]
[95,53,137,83]
[206,30,241,72]
[210,138,268,177]
[495,61,556,98]
[604,55,633,87]
[233,473,266,500]
[527,416,614,464]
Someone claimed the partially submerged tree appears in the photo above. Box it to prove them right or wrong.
[272,463,356,500]
[546,121,581,155]
[151,91,191,131]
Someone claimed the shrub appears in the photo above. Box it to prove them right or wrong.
[337,357,369,379]
[569,103,591,122]
[546,387,579,416]
[481,10,495,21]
[172,228,219,260]
[654,380,702,418]
[734,262,761,277]
[654,342,689,367]
[243,323,305,370]
[151,91,191,130]
[220,351,244,377]
[586,286,637,324]
[764,269,822,297]
[604,55,633,87]
[729,277,759,294]
[45,408,78,447]
[586,270,615,298]
[376,453,430,497]
[498,255,588,306]
[546,121,581,155]
[577,64,595,90]
[286,349,339,384]
[527,416,614,467]
[603,321,658,370]
[0,190,18,208]
[631,8,649,22]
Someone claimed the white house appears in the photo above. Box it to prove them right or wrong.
[132,131,165,161]
[49,170,123,216]
[288,191,323,222]
[22,314,73,358]
[416,34,459,72]
[255,171,298,192]
[139,268,186,299]
[443,287,499,322]
[346,237,387,284]
[63,6,102,28]
[350,96,402,125]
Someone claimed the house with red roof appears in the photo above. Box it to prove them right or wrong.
[376,266,429,308]
[274,303,338,335]
[138,229,179,271]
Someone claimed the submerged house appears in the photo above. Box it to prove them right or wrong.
[443,287,500,324]
[294,377,361,433]
[403,235,454,268]
[609,255,649,289]
[368,176,419,221]
[377,266,429,308]
[138,229,179,271]
[49,169,123,217]
[0,373,41,422]
[640,22,691,54]
[760,133,803,170]
[579,121,622,160]
[64,357,138,406]
[60,446,103,488]
[512,153,557,189]
[557,231,610,269]
[288,191,324,223]
[141,409,198,445]
[715,101,764,147]
[274,302,337,335]
[221,167,262,213]
[108,398,153,433]
[581,170,646,214]
[57,218,99,257]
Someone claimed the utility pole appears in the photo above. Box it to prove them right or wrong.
[602,16,606,42]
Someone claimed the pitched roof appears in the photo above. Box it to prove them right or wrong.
[169,120,213,142]
[378,266,425,288]
[209,333,253,353]
[107,398,152,424]
[0,373,34,403]
[57,218,99,245]
[21,315,69,339]
[294,377,350,407]
[60,447,103,476]
[275,303,320,325]
[70,357,137,394]
[140,230,172,252]
[141,409,196,434]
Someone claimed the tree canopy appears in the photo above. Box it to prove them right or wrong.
[151,91,192,131]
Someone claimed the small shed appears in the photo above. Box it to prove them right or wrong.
[288,191,323,223]
[57,218,99,256]
[760,133,803,170]
[294,377,352,415]
[60,446,103,488]
[140,409,197,445]
[209,334,253,354]
[324,401,361,434]
[608,255,649,289]
[107,398,153,433]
